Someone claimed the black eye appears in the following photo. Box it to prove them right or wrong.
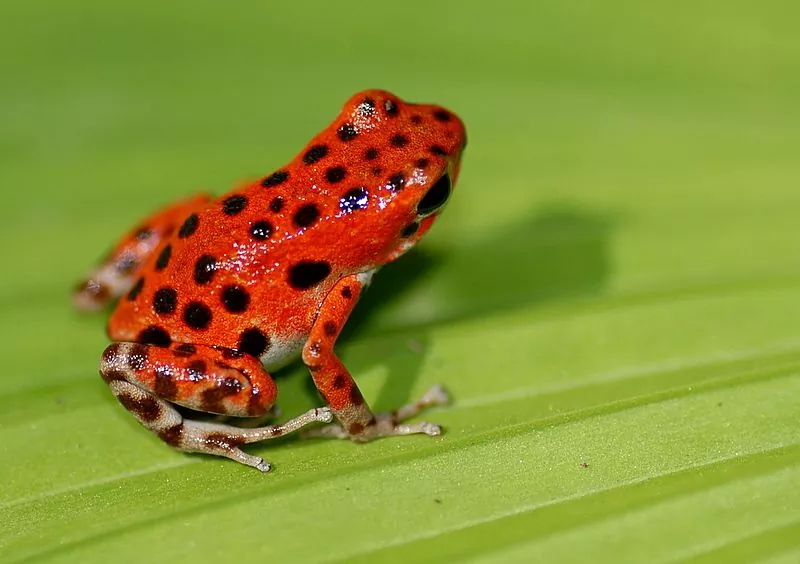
[417,174,451,215]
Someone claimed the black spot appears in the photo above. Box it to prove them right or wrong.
[118,393,160,422]
[127,344,149,372]
[337,123,357,142]
[430,145,448,156]
[390,134,409,148]
[349,386,365,406]
[207,428,245,445]
[364,148,379,161]
[153,287,178,315]
[339,187,368,213]
[261,170,289,187]
[178,213,199,238]
[288,261,331,290]
[293,204,320,228]
[433,110,452,122]
[418,174,451,215]
[202,377,243,414]
[332,374,347,390]
[138,326,171,347]
[183,301,212,330]
[400,222,419,238]
[101,343,123,368]
[116,253,138,275]
[221,347,244,359]
[341,286,353,299]
[127,277,145,301]
[323,321,337,336]
[221,285,250,313]
[154,366,178,399]
[387,172,406,191]
[303,144,329,165]
[411,115,423,124]
[250,220,273,240]
[155,245,171,271]
[416,158,429,169]
[194,255,217,285]
[326,166,347,184]
[173,343,197,357]
[134,227,153,241]
[269,196,284,213]
[102,343,121,364]
[158,423,184,446]
[385,99,398,116]
[222,194,248,216]
[101,368,126,384]
[358,98,376,116]
[239,328,270,358]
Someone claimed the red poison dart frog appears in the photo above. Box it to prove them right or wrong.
[74,90,467,472]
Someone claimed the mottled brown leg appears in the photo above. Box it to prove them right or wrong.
[301,274,450,441]
[74,194,212,311]
[101,342,332,472]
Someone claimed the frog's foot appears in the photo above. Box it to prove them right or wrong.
[172,403,331,472]
[303,384,450,440]
[100,342,331,471]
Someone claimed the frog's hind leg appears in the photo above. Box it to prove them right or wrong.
[73,194,213,311]
[100,341,332,471]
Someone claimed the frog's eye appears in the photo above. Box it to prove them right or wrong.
[417,174,451,216]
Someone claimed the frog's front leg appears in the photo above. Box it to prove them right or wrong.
[302,274,450,441]
[74,194,212,311]
[100,341,332,471]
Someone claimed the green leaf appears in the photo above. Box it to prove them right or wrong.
[2,1,799,562]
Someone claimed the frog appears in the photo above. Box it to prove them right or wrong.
[74,89,467,472]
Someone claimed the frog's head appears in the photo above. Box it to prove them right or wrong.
[329,89,467,263]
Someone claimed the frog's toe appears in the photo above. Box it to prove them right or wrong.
[318,406,335,424]
[420,422,443,437]
[420,384,450,407]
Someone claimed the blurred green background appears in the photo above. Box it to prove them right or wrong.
[2,1,800,562]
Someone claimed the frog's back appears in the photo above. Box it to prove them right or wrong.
[108,89,466,360]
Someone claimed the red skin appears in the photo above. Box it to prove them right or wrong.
[77,90,467,471]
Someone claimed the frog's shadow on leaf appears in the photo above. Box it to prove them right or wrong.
[303,203,617,411]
